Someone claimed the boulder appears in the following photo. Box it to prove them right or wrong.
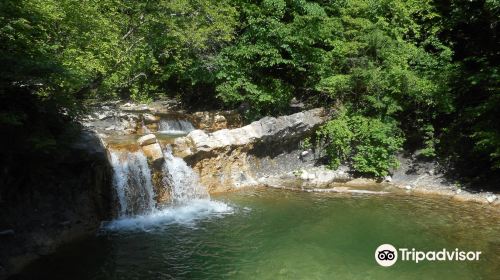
[137,134,157,146]
[143,113,160,124]
[171,108,327,192]
[141,143,164,168]
[173,108,326,157]
[486,194,497,203]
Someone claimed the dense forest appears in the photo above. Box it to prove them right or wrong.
[1,0,498,186]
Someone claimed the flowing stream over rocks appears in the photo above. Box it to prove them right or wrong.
[5,104,500,279]
[162,148,209,203]
[158,119,195,135]
[105,143,230,231]
[110,151,156,216]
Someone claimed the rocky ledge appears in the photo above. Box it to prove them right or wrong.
[170,108,329,193]
[166,107,499,207]
[83,100,242,138]
[172,108,326,158]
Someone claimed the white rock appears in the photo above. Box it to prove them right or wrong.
[173,108,326,157]
[141,142,164,167]
[300,170,310,180]
[486,195,497,203]
[105,125,116,131]
[143,113,159,123]
[137,134,157,146]
[456,189,462,194]
[97,113,108,120]
[383,176,392,182]
[301,150,309,156]
[404,185,412,190]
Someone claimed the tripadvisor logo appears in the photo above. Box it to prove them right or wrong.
[375,244,482,267]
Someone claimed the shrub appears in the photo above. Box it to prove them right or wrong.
[317,109,403,177]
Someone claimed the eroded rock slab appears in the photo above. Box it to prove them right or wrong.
[173,108,326,158]
[171,108,328,192]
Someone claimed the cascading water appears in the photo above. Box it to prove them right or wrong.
[110,150,156,216]
[105,146,232,231]
[158,119,195,135]
[162,148,209,203]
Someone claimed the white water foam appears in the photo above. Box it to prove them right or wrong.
[103,199,233,231]
[110,150,156,216]
[163,148,209,203]
[158,119,194,135]
[106,146,232,231]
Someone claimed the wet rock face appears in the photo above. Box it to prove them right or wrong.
[137,134,164,169]
[172,108,328,192]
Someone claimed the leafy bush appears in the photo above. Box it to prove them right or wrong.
[317,109,403,177]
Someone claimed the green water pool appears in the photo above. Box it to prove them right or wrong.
[12,188,500,279]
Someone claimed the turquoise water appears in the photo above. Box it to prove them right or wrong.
[12,188,500,279]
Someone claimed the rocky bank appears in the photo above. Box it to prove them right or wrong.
[0,130,113,279]
[3,100,499,279]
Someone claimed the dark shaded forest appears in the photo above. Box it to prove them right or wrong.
[0,0,498,186]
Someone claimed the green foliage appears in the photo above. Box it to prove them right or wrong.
[434,0,500,177]
[215,0,337,118]
[300,137,312,150]
[318,109,403,177]
[1,0,499,186]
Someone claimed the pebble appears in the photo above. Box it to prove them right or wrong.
[486,195,497,203]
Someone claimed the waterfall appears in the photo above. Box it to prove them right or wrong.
[106,146,232,231]
[162,148,209,203]
[110,150,156,216]
[158,119,194,135]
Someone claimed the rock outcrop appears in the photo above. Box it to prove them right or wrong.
[171,108,328,192]
[190,110,242,132]
[0,130,114,279]
[137,134,157,146]
[173,108,326,158]
[84,100,243,138]
[137,134,164,169]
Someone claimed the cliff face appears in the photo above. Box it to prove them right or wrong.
[171,108,330,192]
[0,130,114,279]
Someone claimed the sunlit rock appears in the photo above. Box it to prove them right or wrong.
[174,108,326,156]
[143,113,160,124]
[486,194,497,203]
[137,134,157,146]
[171,108,327,191]
[141,143,164,167]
